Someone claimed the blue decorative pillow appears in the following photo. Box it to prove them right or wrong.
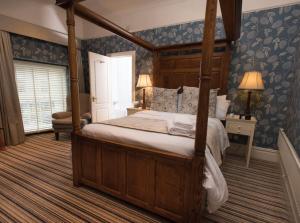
[150,87,177,113]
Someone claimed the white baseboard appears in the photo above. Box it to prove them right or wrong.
[226,143,279,163]
[278,129,300,223]
[251,146,279,163]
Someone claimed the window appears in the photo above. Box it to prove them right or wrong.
[14,60,68,133]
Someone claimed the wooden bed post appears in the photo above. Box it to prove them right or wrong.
[66,1,81,186]
[66,2,81,133]
[190,0,218,221]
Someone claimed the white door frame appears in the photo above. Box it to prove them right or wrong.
[108,51,136,102]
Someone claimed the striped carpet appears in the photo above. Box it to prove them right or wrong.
[203,155,291,223]
[0,133,291,223]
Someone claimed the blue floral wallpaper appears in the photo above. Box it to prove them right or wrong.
[286,40,300,156]
[81,3,300,150]
[10,33,68,66]
[229,4,300,149]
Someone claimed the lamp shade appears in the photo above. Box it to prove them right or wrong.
[238,71,264,90]
[137,74,152,88]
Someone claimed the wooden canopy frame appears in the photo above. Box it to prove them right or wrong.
[56,0,242,222]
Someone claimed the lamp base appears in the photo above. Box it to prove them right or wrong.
[244,91,252,121]
[142,88,146,109]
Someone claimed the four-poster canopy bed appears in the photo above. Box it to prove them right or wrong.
[56,0,242,222]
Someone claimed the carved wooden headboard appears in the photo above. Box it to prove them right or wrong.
[153,44,231,95]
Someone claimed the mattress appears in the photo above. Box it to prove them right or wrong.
[83,110,229,164]
[82,110,230,213]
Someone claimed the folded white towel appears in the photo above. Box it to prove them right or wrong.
[167,119,195,138]
[169,127,195,138]
[173,114,196,130]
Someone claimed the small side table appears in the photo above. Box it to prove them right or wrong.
[225,115,257,168]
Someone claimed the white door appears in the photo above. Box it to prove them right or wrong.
[89,52,111,122]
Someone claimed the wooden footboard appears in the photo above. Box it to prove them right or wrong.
[72,133,206,222]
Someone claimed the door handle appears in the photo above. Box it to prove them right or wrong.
[92,96,96,102]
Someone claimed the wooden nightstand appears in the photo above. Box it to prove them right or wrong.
[126,107,145,116]
[225,115,257,168]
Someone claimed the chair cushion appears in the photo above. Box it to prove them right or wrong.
[52,117,88,125]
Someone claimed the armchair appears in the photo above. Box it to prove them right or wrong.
[52,93,91,140]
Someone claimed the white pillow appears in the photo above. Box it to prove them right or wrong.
[216,95,231,120]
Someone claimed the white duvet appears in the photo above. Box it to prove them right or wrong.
[82,110,229,213]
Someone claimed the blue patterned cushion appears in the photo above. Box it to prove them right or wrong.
[150,87,177,113]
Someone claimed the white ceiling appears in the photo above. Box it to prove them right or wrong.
[80,0,300,39]
[81,0,166,16]
[0,0,300,40]
[81,0,212,38]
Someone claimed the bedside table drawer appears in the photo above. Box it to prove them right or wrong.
[226,122,253,135]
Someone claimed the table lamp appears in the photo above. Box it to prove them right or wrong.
[137,74,152,109]
[238,71,264,120]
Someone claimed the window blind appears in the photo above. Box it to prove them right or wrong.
[14,61,68,133]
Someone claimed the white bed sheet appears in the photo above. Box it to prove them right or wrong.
[82,110,229,213]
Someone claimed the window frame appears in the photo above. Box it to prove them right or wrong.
[14,60,69,134]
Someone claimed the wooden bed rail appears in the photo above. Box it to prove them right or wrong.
[58,1,155,52]
[74,4,156,51]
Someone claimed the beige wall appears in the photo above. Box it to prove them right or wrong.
[0,14,81,47]
[0,15,68,46]
[0,0,84,39]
